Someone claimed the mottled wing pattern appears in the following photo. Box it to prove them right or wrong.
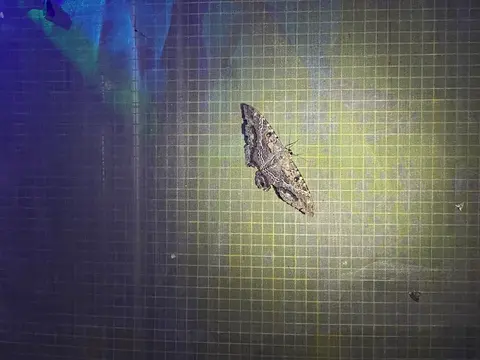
[241,103,282,170]
[240,103,314,216]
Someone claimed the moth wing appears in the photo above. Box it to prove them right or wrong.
[241,103,285,169]
[266,156,315,216]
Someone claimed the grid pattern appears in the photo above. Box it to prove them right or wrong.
[0,0,479,359]
[154,0,480,358]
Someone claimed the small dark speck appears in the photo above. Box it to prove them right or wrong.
[409,291,421,302]
[134,27,148,38]
[103,21,113,35]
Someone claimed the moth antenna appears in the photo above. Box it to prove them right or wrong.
[284,140,315,166]
[284,138,300,158]
[286,148,315,167]
[293,153,308,164]
[285,139,299,151]
[283,139,297,162]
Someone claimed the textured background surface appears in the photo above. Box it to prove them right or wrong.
[0,0,479,359]
[174,1,480,358]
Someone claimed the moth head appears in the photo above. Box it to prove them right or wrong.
[254,171,271,191]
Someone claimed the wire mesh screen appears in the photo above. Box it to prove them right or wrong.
[0,0,479,359]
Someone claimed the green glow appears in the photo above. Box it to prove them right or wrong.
[194,10,466,344]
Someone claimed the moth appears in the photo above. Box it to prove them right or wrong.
[240,103,314,216]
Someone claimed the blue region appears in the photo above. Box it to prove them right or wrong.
[1,0,174,100]
[62,0,106,54]
[136,0,174,96]
[137,0,173,60]
[58,0,135,74]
